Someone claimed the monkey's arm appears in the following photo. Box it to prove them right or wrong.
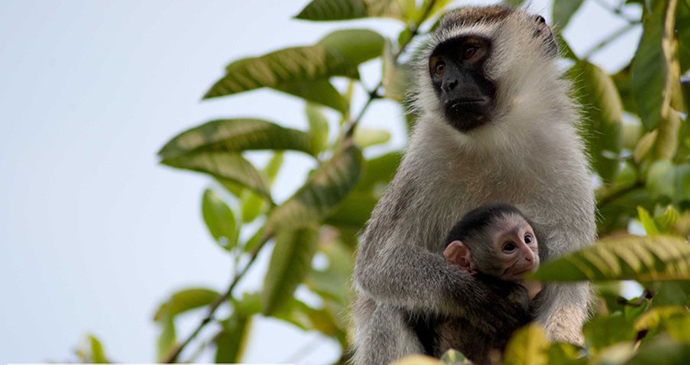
[355,240,530,336]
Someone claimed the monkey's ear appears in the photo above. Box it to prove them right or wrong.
[444,241,473,273]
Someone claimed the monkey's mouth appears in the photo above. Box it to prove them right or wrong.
[444,98,491,132]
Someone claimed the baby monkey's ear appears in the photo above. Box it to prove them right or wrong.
[444,241,474,273]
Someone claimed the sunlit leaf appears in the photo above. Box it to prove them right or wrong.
[354,128,391,148]
[530,235,690,282]
[88,334,109,363]
[392,355,443,365]
[382,40,410,101]
[638,206,661,235]
[158,119,315,159]
[504,324,549,365]
[261,226,319,315]
[553,0,584,30]
[264,144,363,233]
[295,0,405,21]
[153,288,221,321]
[631,0,681,130]
[202,189,238,249]
[241,191,265,223]
[156,313,176,362]
[440,349,471,364]
[306,104,330,154]
[264,152,284,185]
[634,306,690,343]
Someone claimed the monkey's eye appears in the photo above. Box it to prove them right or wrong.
[524,234,533,244]
[434,61,446,76]
[503,242,517,252]
[463,46,478,60]
[535,15,546,24]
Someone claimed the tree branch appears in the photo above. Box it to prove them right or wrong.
[162,234,272,363]
[583,21,638,60]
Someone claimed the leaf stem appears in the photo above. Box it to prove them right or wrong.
[162,234,272,363]
[582,21,638,60]
[344,0,437,139]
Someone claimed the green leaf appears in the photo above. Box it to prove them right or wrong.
[530,235,690,282]
[627,335,690,364]
[553,0,584,29]
[584,313,636,352]
[163,152,270,199]
[241,191,265,223]
[156,313,176,362]
[306,238,354,304]
[204,29,383,107]
[325,192,378,230]
[295,0,405,21]
[655,205,680,233]
[634,306,690,343]
[264,144,363,234]
[544,342,585,365]
[638,206,661,235]
[306,104,330,154]
[355,151,402,194]
[440,349,471,364]
[275,79,349,113]
[503,0,527,6]
[317,29,385,66]
[675,163,690,202]
[678,3,690,73]
[503,324,549,365]
[572,61,623,183]
[158,119,315,160]
[261,226,319,315]
[647,159,676,200]
[264,152,284,185]
[215,312,252,363]
[354,128,391,148]
[154,288,221,321]
[382,40,410,101]
[631,0,681,130]
[88,334,109,363]
[202,189,237,249]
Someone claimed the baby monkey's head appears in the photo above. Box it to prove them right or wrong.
[444,203,539,281]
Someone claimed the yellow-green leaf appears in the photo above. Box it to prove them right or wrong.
[530,235,690,282]
[504,324,549,365]
[88,334,109,363]
[153,288,221,321]
[202,189,237,249]
[261,226,319,315]
[306,104,330,154]
[215,312,252,363]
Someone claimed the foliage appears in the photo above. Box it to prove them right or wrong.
[76,0,690,363]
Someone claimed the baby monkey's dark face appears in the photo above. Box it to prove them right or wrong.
[428,36,496,133]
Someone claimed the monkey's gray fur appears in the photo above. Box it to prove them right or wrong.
[352,5,596,364]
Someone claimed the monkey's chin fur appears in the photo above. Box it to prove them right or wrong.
[444,100,491,133]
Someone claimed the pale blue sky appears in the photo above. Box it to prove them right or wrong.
[0,0,640,363]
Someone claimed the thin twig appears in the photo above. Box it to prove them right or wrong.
[345,0,438,138]
[591,0,642,24]
[582,21,639,60]
[163,234,272,363]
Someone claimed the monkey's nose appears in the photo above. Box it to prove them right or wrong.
[443,79,458,92]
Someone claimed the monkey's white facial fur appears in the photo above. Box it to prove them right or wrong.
[411,6,569,150]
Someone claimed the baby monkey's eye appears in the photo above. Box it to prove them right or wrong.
[503,242,517,252]
[524,234,533,243]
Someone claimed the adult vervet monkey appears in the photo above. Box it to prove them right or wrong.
[352,5,596,364]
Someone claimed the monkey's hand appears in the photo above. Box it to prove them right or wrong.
[455,273,532,337]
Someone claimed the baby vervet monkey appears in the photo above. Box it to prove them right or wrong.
[432,204,543,364]
[443,203,542,300]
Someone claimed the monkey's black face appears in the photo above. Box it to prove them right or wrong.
[429,36,496,133]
